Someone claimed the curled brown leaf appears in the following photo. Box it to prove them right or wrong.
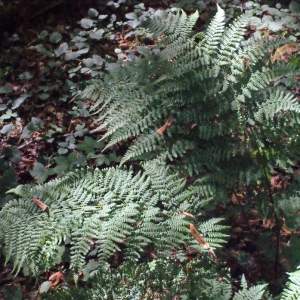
[49,270,63,288]
[189,224,216,257]
[156,115,173,135]
[32,197,48,212]
[180,211,194,218]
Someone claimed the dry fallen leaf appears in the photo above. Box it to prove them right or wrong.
[271,44,300,63]
[32,197,48,212]
[21,157,34,163]
[180,211,194,218]
[190,224,216,257]
[156,115,173,135]
[49,270,63,288]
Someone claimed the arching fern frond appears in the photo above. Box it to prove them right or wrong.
[0,162,227,276]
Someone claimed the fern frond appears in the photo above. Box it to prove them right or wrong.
[1,163,228,276]
[281,267,300,300]
[201,4,225,56]
[233,275,267,300]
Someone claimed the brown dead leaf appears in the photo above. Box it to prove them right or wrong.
[156,115,173,135]
[231,193,238,204]
[180,211,194,218]
[189,224,216,257]
[282,221,292,236]
[263,219,276,229]
[271,44,300,63]
[248,219,262,226]
[49,270,63,288]
[230,192,245,205]
[21,157,34,163]
[32,197,48,212]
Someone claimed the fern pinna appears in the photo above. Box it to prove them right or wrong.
[0,161,227,277]
[84,6,300,193]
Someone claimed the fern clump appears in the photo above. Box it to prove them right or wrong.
[0,161,227,276]
[84,6,300,192]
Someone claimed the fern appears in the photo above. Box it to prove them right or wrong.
[281,266,300,300]
[84,6,300,195]
[233,275,267,300]
[0,161,227,276]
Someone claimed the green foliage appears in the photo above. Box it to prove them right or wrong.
[0,160,227,277]
[233,275,267,300]
[281,266,300,300]
[1,3,300,298]
[85,6,300,195]
[42,257,234,300]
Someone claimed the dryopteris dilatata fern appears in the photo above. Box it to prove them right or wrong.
[83,6,300,195]
[0,160,227,277]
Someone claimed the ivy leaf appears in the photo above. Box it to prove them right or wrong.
[19,72,32,80]
[125,12,138,20]
[2,146,21,163]
[35,44,54,57]
[0,104,7,110]
[94,154,111,166]
[12,94,29,109]
[20,117,44,139]
[58,147,68,155]
[76,136,104,154]
[84,58,94,68]
[54,42,68,56]
[27,117,44,131]
[90,29,105,40]
[289,0,300,13]
[88,8,98,18]
[1,123,15,135]
[0,85,13,94]
[82,261,100,281]
[38,30,48,39]
[54,155,71,172]
[78,48,89,54]
[93,55,104,66]
[30,162,45,178]
[80,18,94,29]
[49,32,62,43]
[268,21,283,31]
[74,124,88,137]
[127,20,141,29]
[98,15,108,20]
[39,93,50,100]
[0,109,17,121]
[65,52,81,61]
[39,281,52,294]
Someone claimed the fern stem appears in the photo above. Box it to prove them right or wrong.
[250,129,281,283]
[261,157,280,282]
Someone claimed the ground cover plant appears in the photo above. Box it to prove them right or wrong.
[0,0,300,299]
